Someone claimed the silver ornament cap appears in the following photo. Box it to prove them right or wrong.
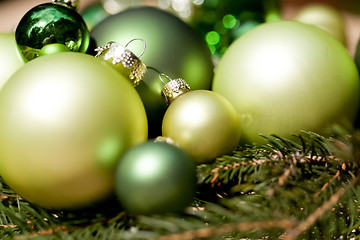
[95,40,147,86]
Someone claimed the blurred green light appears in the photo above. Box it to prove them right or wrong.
[206,31,220,46]
[222,14,237,29]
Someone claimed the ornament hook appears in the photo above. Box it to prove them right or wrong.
[125,38,146,58]
[94,40,147,87]
[159,73,173,85]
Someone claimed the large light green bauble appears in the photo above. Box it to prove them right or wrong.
[0,52,148,209]
[90,7,214,137]
[213,21,360,144]
[0,33,24,89]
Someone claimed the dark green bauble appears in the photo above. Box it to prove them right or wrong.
[90,7,214,137]
[115,141,197,215]
[15,3,90,61]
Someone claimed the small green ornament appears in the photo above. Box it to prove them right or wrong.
[15,3,89,61]
[115,141,196,215]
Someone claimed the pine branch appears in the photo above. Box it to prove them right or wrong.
[152,219,297,240]
[1,126,360,239]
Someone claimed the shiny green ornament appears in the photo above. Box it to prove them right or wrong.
[0,52,148,209]
[15,3,90,61]
[90,7,214,138]
[0,33,24,89]
[115,141,196,215]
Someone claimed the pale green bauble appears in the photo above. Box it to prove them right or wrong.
[90,7,214,137]
[162,90,241,164]
[213,21,359,144]
[0,52,148,209]
[0,33,24,89]
[294,4,346,44]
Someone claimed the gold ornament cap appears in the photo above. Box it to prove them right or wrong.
[95,39,147,86]
[52,0,80,11]
[161,76,191,105]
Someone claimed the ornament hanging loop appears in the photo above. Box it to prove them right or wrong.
[125,38,146,58]
[95,39,147,86]
[159,73,173,85]
[52,0,80,11]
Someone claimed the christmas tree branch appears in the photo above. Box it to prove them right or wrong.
[282,172,360,240]
[152,219,297,240]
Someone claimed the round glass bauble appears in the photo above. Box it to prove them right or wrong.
[15,3,90,61]
[162,90,241,164]
[213,21,359,144]
[0,52,148,209]
[0,33,24,89]
[115,141,196,215]
[90,7,214,137]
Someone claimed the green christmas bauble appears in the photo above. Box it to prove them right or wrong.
[90,7,214,137]
[162,90,241,164]
[115,141,196,215]
[213,21,359,144]
[0,33,24,89]
[0,52,148,209]
[15,3,90,61]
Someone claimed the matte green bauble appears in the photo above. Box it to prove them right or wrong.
[213,21,359,144]
[162,90,241,164]
[0,52,148,209]
[15,3,90,61]
[115,141,196,215]
[90,7,214,137]
[0,33,24,89]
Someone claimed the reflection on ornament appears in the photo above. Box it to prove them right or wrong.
[15,3,89,61]
[95,39,147,86]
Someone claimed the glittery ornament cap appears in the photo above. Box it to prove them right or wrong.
[95,41,147,86]
[161,78,191,105]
